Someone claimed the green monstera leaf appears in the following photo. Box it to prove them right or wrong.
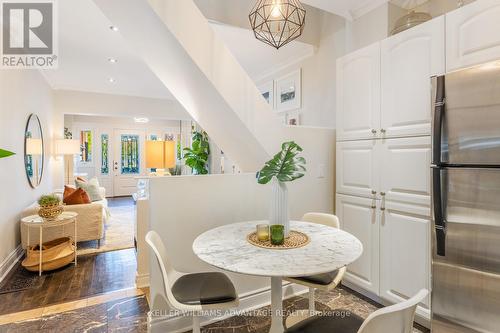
[0,149,15,159]
[257,141,306,184]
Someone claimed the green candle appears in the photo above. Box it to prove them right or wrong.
[270,225,285,245]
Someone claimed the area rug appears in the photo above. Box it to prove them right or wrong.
[0,264,45,294]
[77,203,135,256]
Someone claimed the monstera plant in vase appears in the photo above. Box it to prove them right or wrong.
[257,141,306,237]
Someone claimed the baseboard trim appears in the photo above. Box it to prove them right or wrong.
[135,273,149,289]
[148,282,308,333]
[0,245,23,284]
[342,281,431,329]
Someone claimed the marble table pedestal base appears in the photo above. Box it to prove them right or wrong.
[270,276,285,333]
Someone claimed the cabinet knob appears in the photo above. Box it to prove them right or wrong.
[371,205,376,209]
[380,207,386,211]
[371,129,377,134]
[380,129,386,134]
[380,192,386,196]
[371,190,377,195]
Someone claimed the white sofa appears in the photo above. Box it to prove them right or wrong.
[20,187,109,248]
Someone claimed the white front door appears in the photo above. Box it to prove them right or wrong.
[113,129,146,197]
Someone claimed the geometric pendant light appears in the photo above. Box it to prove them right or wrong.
[249,0,306,49]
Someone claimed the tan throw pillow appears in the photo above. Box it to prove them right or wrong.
[75,178,102,202]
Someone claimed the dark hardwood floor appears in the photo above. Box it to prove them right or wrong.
[0,294,148,332]
[0,249,136,315]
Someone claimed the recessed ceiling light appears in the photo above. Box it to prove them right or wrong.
[134,117,149,123]
[108,77,115,83]
[109,25,119,32]
[108,57,117,63]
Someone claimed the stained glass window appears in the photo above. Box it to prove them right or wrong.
[80,130,92,162]
[121,134,140,174]
[101,134,109,175]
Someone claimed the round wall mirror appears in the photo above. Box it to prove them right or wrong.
[24,114,44,188]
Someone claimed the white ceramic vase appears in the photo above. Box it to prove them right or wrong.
[269,178,290,237]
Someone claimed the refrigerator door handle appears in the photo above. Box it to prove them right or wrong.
[432,167,446,256]
[432,76,446,166]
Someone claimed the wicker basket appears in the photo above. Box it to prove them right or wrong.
[22,237,75,272]
[38,204,63,220]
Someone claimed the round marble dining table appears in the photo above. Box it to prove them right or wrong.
[192,220,363,333]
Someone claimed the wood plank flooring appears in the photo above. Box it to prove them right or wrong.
[0,249,136,315]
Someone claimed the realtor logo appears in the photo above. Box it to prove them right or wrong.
[1,0,58,68]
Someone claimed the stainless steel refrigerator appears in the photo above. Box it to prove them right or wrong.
[431,63,500,333]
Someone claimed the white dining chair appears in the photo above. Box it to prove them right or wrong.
[285,213,347,316]
[285,289,429,333]
[145,230,239,333]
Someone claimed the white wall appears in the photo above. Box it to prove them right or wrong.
[54,89,191,121]
[0,70,60,270]
[346,3,390,53]
[148,125,335,331]
[254,12,346,128]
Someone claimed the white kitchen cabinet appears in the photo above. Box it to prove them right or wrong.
[336,194,380,295]
[379,200,431,313]
[337,137,431,207]
[381,17,445,138]
[336,42,381,141]
[446,0,500,72]
[336,140,379,199]
[379,136,431,208]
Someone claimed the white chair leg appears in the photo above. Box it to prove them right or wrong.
[308,287,315,314]
[193,313,201,333]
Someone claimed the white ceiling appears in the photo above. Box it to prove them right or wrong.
[210,22,314,80]
[301,0,428,19]
[41,0,173,100]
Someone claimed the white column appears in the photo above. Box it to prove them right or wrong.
[270,276,284,333]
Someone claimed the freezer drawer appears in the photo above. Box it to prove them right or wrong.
[432,167,500,332]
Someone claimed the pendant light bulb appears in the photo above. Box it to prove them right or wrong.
[271,2,282,18]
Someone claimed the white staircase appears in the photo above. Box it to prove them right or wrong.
[93,0,289,171]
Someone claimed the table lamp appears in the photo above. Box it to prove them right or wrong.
[146,140,176,176]
[55,139,81,185]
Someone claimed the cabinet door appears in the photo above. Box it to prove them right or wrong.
[337,42,381,141]
[447,0,500,72]
[381,17,444,138]
[379,136,431,208]
[380,201,431,315]
[337,140,379,198]
[336,194,380,295]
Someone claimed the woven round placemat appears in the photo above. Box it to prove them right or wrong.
[247,230,310,250]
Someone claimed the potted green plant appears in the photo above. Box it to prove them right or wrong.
[38,194,63,221]
[0,149,14,159]
[183,131,210,175]
[257,141,306,237]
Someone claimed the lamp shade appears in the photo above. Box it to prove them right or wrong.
[146,140,165,169]
[26,138,43,155]
[55,139,80,155]
[164,140,176,169]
